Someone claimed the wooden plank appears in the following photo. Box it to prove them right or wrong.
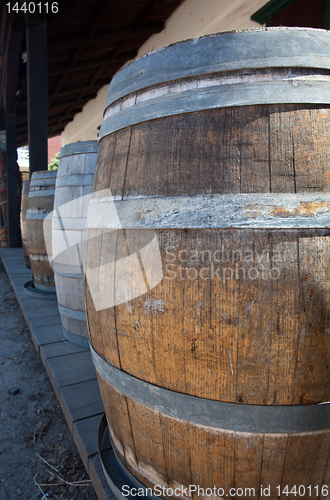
[109,127,132,199]
[28,314,62,329]
[123,109,241,199]
[8,274,32,286]
[280,431,330,497]
[189,423,235,493]
[40,340,88,361]
[269,104,296,193]
[2,261,29,274]
[22,303,59,319]
[89,453,115,500]
[293,106,330,193]
[60,378,104,423]
[73,413,104,461]
[46,351,97,388]
[97,377,136,472]
[259,433,288,500]
[295,234,330,403]
[233,431,264,495]
[19,297,59,310]
[0,248,24,260]
[265,232,300,405]
[126,397,168,489]
[240,106,270,193]
[84,227,121,370]
[32,323,66,347]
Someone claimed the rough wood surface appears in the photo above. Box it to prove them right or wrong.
[85,103,330,496]
[26,172,56,288]
[53,149,97,345]
[99,378,330,500]
[20,180,30,268]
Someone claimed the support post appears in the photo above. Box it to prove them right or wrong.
[5,29,23,247]
[26,21,48,176]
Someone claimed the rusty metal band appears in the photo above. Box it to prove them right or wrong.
[62,326,89,348]
[106,28,330,106]
[108,29,330,105]
[91,347,330,434]
[31,171,57,180]
[34,282,56,292]
[99,80,330,138]
[28,189,55,199]
[58,303,86,321]
[59,140,98,158]
[55,174,94,188]
[26,212,50,220]
[30,178,57,187]
[53,261,83,277]
[86,192,330,230]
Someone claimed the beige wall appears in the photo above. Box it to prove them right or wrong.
[61,0,267,146]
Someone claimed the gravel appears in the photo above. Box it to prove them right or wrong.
[0,260,98,500]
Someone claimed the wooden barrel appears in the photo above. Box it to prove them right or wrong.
[20,179,31,268]
[0,150,7,226]
[0,181,7,227]
[53,141,98,347]
[0,225,8,247]
[26,170,57,294]
[84,28,330,497]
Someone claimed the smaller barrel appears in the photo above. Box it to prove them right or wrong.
[52,141,98,347]
[0,225,8,247]
[20,180,30,268]
[0,185,7,227]
[26,170,57,295]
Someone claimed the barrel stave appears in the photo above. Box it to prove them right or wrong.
[94,105,330,200]
[98,376,330,500]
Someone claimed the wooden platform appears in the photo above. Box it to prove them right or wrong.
[0,247,115,500]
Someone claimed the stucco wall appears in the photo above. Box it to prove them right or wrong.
[61,0,267,146]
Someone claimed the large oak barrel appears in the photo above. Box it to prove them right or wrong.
[84,28,330,498]
[26,171,57,295]
[20,179,31,269]
[52,141,98,347]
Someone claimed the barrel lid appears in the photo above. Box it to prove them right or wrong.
[59,141,98,159]
[31,170,57,180]
[105,27,330,110]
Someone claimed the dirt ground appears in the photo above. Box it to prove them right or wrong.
[0,259,98,500]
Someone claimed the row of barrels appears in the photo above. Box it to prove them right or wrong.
[20,27,330,500]
[21,142,98,348]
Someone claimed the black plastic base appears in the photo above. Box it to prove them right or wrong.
[24,280,57,300]
[98,415,162,500]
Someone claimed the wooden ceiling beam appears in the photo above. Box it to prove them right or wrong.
[17,79,108,112]
[48,54,131,77]
[48,0,117,108]
[47,24,163,52]
[48,1,167,132]
[104,1,166,65]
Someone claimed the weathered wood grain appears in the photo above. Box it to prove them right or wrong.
[85,87,330,494]
[26,171,56,289]
[20,179,30,268]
